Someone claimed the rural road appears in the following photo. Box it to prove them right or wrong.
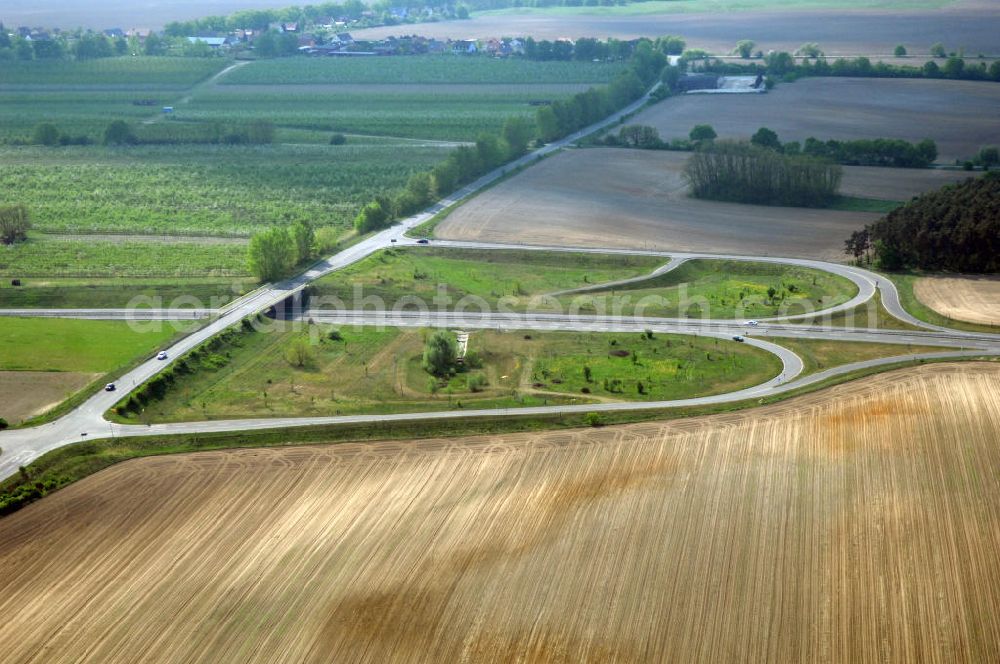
[2,80,999,481]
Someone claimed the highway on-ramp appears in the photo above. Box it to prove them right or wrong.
[2,82,999,481]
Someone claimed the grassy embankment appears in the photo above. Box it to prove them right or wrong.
[311,249,858,319]
[772,337,950,376]
[111,322,779,423]
[881,271,1000,334]
[0,317,181,426]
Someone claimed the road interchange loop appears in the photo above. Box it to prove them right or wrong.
[2,82,998,481]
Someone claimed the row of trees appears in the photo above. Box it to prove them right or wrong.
[0,30,228,61]
[685,141,842,208]
[27,120,276,147]
[800,136,938,168]
[352,43,664,238]
[603,122,941,169]
[0,205,32,245]
[521,34,685,62]
[845,174,999,272]
[244,37,668,283]
[703,52,1000,84]
[537,42,665,142]
[353,116,533,234]
[247,220,316,281]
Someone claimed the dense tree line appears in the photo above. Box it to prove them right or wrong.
[846,174,1000,272]
[800,137,938,168]
[702,53,1000,85]
[602,122,940,168]
[685,141,842,208]
[536,42,664,141]
[162,1,664,37]
[521,35,684,62]
[25,121,275,147]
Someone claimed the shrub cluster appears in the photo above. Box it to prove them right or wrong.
[114,318,257,416]
[685,141,842,207]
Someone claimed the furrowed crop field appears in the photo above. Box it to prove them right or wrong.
[3,362,999,662]
[630,78,1000,163]
[3,54,625,282]
[435,148,966,260]
[1,144,443,236]
[0,90,191,142]
[180,89,568,142]
[219,56,626,85]
[353,3,1000,56]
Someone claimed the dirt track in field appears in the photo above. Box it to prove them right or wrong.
[2,362,1000,663]
[915,274,1000,325]
[353,3,1000,55]
[0,371,98,424]
[436,148,961,259]
[631,78,1000,163]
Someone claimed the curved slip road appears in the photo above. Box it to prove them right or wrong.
[3,79,1000,480]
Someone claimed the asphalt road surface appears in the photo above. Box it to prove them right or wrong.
[2,82,998,481]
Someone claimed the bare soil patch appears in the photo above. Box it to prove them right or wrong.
[1,362,999,662]
[437,149,954,259]
[914,274,1000,325]
[632,78,1000,163]
[0,371,98,424]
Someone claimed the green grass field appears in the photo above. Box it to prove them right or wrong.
[0,317,177,372]
[0,277,255,308]
[788,289,921,330]
[220,56,625,85]
[575,259,858,319]
[0,235,249,278]
[310,247,664,307]
[771,337,945,376]
[312,250,856,319]
[115,323,779,422]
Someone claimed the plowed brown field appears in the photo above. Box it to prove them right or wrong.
[436,149,963,259]
[630,78,1000,164]
[2,362,1000,662]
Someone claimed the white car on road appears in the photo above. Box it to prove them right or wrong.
[745,320,759,327]
[156,351,168,360]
